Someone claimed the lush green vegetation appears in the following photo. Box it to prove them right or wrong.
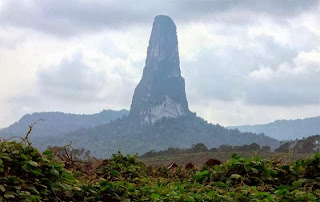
[1,139,319,201]
[0,109,128,151]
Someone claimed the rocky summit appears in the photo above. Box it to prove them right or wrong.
[129,15,190,125]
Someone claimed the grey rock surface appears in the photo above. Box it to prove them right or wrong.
[129,15,190,124]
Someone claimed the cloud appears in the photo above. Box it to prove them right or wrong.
[184,44,320,107]
[0,25,147,127]
[0,0,318,36]
[245,49,320,105]
[181,18,320,107]
[37,53,107,102]
[2,50,138,127]
[189,99,320,126]
[35,50,141,106]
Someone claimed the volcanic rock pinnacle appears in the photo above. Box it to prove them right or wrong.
[129,15,190,124]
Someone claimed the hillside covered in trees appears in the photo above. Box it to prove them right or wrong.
[0,109,128,141]
[43,113,279,158]
[229,117,320,140]
[275,135,320,153]
[141,135,320,159]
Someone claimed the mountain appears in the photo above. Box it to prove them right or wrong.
[228,116,320,141]
[129,15,190,125]
[0,109,128,140]
[1,15,279,157]
[45,113,279,158]
[41,15,278,157]
[275,134,320,153]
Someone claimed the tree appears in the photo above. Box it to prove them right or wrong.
[191,143,209,152]
[261,146,271,152]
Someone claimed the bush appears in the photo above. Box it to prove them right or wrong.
[0,141,83,201]
[1,139,319,201]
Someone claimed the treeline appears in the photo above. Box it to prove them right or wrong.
[141,135,320,158]
[275,134,320,153]
[141,143,271,158]
[45,135,319,160]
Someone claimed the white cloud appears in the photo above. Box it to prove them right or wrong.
[249,66,273,79]
[294,49,320,69]
[0,27,146,127]
[244,49,320,106]
[249,49,320,79]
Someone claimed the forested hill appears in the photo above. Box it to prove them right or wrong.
[43,113,279,158]
[0,109,128,140]
[229,116,320,141]
[275,135,320,153]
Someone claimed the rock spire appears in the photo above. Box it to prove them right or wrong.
[129,15,190,124]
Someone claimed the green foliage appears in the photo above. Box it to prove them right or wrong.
[0,141,83,201]
[1,140,319,201]
[97,152,145,182]
[18,113,277,159]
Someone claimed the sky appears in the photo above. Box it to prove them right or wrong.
[0,0,320,128]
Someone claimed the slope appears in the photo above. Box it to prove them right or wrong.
[229,116,320,140]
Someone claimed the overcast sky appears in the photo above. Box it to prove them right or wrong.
[0,0,320,128]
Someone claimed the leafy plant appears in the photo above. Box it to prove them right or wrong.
[1,137,319,201]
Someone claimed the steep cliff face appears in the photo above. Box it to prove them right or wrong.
[129,15,190,124]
